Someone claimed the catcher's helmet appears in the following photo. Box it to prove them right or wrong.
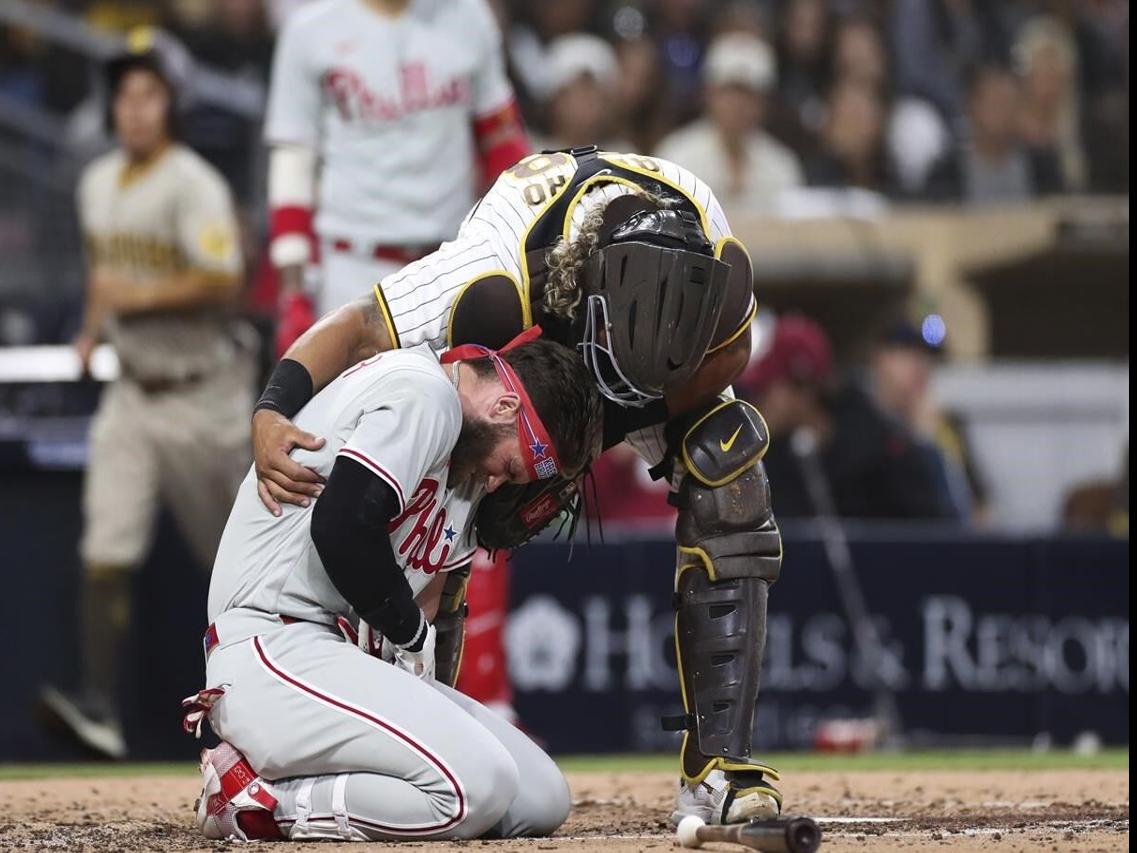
[576,204,730,407]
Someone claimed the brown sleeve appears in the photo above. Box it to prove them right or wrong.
[708,237,756,352]
[448,273,527,348]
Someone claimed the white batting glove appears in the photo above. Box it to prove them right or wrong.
[393,619,436,681]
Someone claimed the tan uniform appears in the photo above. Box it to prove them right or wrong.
[77,143,254,570]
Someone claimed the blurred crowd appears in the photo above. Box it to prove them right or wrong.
[1,0,1129,209]
[0,0,1129,529]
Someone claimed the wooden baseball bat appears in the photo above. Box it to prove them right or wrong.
[694,817,822,853]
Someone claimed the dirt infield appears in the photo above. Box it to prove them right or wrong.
[0,767,1127,852]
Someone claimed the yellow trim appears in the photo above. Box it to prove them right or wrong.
[708,299,756,354]
[445,269,526,348]
[680,400,769,488]
[682,754,783,787]
[598,152,711,237]
[708,236,756,354]
[677,546,717,583]
[559,175,647,242]
[372,283,401,349]
[515,155,579,305]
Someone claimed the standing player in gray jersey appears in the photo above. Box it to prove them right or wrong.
[40,39,253,759]
[265,0,529,353]
[252,148,786,826]
[184,332,601,841]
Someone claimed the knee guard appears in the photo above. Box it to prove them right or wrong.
[669,399,783,793]
[434,563,471,688]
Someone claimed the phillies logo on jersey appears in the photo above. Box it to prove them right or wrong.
[323,63,469,123]
[389,478,458,574]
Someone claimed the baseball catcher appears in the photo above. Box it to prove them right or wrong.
[252,147,784,824]
[187,331,602,840]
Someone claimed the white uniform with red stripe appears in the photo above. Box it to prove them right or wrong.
[202,344,569,840]
[266,0,519,314]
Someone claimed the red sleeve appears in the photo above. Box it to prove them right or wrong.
[473,98,530,188]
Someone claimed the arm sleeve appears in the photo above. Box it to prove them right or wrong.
[176,168,242,279]
[310,457,424,645]
[264,13,321,146]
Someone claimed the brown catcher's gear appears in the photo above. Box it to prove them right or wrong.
[433,563,471,687]
[665,399,783,813]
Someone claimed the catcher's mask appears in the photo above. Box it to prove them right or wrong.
[577,206,730,407]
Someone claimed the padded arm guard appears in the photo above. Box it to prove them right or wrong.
[433,563,471,688]
[671,399,783,795]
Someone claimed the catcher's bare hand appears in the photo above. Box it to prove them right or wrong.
[253,408,326,515]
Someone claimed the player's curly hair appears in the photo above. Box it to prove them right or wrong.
[468,340,603,476]
[542,188,671,323]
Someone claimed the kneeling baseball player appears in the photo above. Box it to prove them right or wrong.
[184,329,601,841]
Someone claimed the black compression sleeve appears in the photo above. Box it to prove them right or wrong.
[255,358,315,419]
[310,456,425,647]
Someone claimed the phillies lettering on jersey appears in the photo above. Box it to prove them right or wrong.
[324,64,470,123]
[390,478,459,574]
[265,0,518,245]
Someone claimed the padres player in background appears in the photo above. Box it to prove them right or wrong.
[265,0,528,353]
[253,148,785,825]
[40,40,253,759]
[184,332,601,841]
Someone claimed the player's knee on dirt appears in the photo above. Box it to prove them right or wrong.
[670,399,783,786]
[454,738,521,839]
[434,564,470,688]
[486,749,572,838]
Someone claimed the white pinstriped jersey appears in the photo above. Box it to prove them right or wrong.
[265,0,515,244]
[208,345,481,626]
[370,150,755,354]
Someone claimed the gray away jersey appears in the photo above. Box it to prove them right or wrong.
[208,345,482,626]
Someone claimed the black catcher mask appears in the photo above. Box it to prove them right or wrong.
[577,203,730,407]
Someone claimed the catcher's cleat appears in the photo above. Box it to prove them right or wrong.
[670,768,782,826]
[195,741,283,840]
[38,685,127,760]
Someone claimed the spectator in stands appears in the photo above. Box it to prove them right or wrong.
[535,34,631,152]
[770,0,831,158]
[804,80,893,194]
[1014,16,1086,192]
[924,64,1063,204]
[615,36,675,154]
[889,0,987,127]
[739,314,964,521]
[832,15,888,95]
[655,32,803,213]
[866,321,974,520]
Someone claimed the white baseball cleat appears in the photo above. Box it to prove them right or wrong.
[670,769,782,826]
[195,741,283,840]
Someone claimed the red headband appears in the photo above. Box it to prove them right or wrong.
[440,326,562,481]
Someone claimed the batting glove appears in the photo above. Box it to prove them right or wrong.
[393,618,436,681]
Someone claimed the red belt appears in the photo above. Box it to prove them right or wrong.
[327,239,437,264]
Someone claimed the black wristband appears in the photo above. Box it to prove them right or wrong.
[362,594,424,648]
[254,358,314,419]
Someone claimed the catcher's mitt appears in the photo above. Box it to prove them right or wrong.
[474,475,581,551]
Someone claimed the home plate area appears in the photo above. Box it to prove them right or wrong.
[0,766,1127,852]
